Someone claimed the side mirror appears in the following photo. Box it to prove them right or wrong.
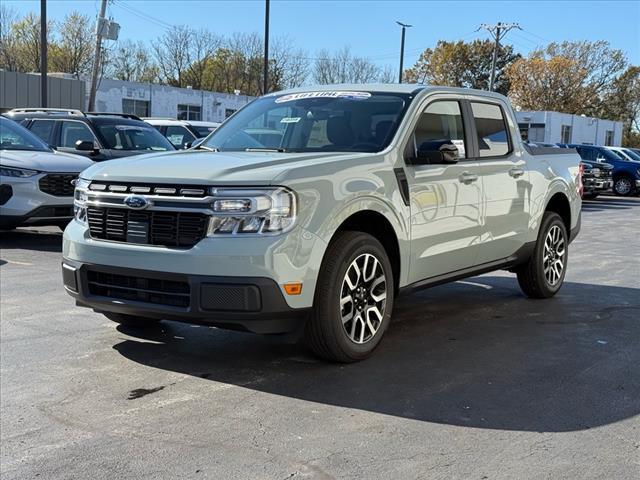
[75,140,97,152]
[189,137,205,149]
[409,140,459,165]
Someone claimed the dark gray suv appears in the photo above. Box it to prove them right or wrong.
[6,108,175,161]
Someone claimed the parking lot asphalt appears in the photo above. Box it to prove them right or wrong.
[1,195,639,480]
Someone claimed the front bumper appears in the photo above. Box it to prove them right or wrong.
[0,173,74,227]
[63,219,327,310]
[62,259,310,334]
[583,178,612,192]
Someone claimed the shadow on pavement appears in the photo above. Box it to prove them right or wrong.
[0,228,62,253]
[113,276,640,433]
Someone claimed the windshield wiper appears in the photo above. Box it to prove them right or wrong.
[195,144,218,152]
[244,147,288,153]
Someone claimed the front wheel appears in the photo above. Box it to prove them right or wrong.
[517,212,568,299]
[305,231,394,363]
[613,176,635,196]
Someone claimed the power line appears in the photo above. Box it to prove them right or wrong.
[478,22,522,91]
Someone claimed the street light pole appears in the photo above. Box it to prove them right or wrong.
[263,0,270,94]
[88,0,108,111]
[40,0,47,107]
[396,21,412,84]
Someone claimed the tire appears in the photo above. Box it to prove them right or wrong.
[305,231,395,363]
[582,192,598,200]
[517,212,568,299]
[103,312,162,328]
[613,176,635,196]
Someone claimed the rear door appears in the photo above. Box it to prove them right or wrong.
[468,99,531,264]
[403,96,482,283]
[27,119,57,145]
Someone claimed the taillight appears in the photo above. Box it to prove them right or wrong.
[578,163,584,198]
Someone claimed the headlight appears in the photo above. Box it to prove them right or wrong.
[0,165,40,177]
[207,187,297,236]
[73,178,90,225]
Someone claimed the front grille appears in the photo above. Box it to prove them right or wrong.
[87,207,208,248]
[39,174,77,196]
[87,270,190,308]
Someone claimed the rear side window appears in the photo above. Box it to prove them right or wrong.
[165,125,195,148]
[413,100,467,158]
[60,121,95,148]
[471,102,510,158]
[29,120,56,144]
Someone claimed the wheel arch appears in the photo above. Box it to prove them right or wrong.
[544,191,571,234]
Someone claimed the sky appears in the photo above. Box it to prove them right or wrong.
[6,0,640,70]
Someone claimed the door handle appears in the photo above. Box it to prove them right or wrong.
[458,172,478,184]
[509,167,525,178]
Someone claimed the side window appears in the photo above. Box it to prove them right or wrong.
[471,102,510,157]
[165,125,195,147]
[60,121,95,148]
[29,120,56,144]
[577,147,594,161]
[412,100,467,158]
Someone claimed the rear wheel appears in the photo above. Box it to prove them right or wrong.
[517,212,568,299]
[613,176,634,196]
[305,231,394,363]
[103,312,162,328]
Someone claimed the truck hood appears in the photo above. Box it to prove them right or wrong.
[0,149,94,173]
[81,150,371,184]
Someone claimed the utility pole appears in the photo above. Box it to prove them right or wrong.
[40,0,47,107]
[479,22,521,91]
[396,21,412,83]
[263,0,270,94]
[88,0,108,111]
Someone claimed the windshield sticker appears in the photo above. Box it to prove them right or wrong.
[275,91,372,103]
[280,117,301,124]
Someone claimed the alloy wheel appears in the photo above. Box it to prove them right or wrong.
[543,225,565,286]
[615,178,632,195]
[340,253,387,344]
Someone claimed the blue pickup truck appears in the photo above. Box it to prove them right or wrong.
[561,144,640,196]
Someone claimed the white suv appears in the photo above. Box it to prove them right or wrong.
[0,116,93,230]
[142,118,221,149]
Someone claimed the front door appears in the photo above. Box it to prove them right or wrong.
[404,99,482,284]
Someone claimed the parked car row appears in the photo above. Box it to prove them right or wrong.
[527,141,640,197]
[0,109,221,230]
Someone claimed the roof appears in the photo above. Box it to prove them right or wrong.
[266,83,510,101]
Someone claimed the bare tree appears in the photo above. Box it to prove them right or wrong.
[107,39,158,82]
[153,25,193,86]
[50,12,93,77]
[270,36,309,89]
[0,5,19,71]
[313,46,390,84]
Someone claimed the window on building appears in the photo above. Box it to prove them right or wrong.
[471,102,510,157]
[604,130,614,146]
[60,121,95,148]
[561,125,572,144]
[225,108,237,119]
[122,99,150,117]
[177,104,202,121]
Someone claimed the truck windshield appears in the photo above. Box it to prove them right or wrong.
[95,124,175,151]
[203,91,412,153]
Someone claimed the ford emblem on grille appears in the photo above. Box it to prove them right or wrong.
[123,195,150,210]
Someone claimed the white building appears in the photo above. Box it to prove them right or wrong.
[515,110,623,146]
[89,78,254,122]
